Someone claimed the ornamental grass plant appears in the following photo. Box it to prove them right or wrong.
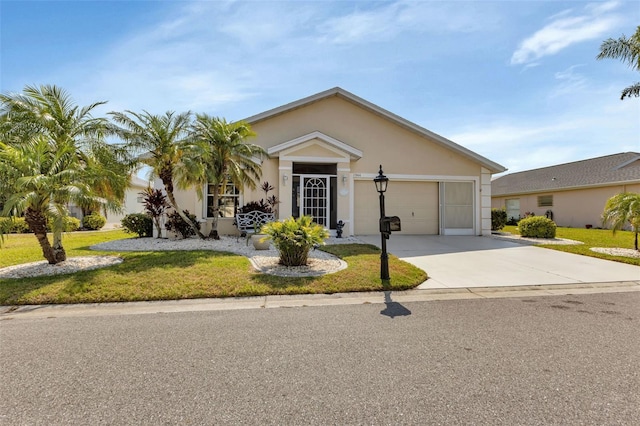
[261,216,329,266]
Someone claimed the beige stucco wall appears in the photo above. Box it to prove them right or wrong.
[492,183,640,228]
[162,94,494,236]
[250,96,481,177]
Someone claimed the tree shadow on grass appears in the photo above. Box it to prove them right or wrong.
[0,251,242,305]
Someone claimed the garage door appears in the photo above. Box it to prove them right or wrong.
[353,181,439,235]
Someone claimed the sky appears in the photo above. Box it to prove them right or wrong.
[1,0,639,176]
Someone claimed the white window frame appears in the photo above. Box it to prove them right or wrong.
[205,181,240,218]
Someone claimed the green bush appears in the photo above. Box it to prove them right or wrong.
[82,213,106,230]
[46,216,81,232]
[165,210,200,238]
[262,216,329,266]
[0,217,31,233]
[518,216,557,238]
[64,217,81,232]
[121,213,153,237]
[491,208,507,231]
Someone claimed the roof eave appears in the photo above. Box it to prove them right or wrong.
[493,179,640,197]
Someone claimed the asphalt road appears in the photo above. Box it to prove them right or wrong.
[1,292,639,425]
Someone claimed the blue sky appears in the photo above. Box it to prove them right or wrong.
[1,0,639,175]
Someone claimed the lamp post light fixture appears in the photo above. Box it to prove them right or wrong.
[374,165,390,281]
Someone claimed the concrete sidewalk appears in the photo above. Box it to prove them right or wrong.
[357,235,640,289]
[2,281,639,320]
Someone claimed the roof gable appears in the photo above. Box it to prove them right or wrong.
[267,131,363,161]
[492,152,640,196]
[246,87,505,174]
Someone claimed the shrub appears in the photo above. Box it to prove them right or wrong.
[238,200,272,214]
[165,210,200,238]
[238,181,280,215]
[141,187,169,238]
[121,213,153,237]
[518,216,557,238]
[47,217,81,232]
[491,208,507,231]
[262,216,329,266]
[0,217,31,233]
[82,213,106,230]
[63,217,81,232]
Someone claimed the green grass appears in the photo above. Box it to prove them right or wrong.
[0,232,427,305]
[0,229,135,268]
[502,225,639,266]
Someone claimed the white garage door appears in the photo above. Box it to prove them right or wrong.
[353,181,439,235]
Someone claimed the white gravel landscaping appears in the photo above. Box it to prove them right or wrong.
[0,236,363,279]
[0,256,124,279]
[590,247,640,258]
[90,235,358,277]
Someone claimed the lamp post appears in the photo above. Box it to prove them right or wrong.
[374,165,390,281]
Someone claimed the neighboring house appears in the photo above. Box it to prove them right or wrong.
[69,174,151,228]
[491,152,640,228]
[164,87,506,237]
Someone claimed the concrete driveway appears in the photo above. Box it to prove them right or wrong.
[357,235,640,289]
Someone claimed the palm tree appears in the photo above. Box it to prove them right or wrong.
[110,110,206,239]
[0,85,129,263]
[597,26,640,100]
[602,192,640,250]
[188,114,266,239]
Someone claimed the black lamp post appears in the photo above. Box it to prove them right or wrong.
[374,165,390,281]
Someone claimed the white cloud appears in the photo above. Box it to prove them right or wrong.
[448,89,640,174]
[318,1,498,45]
[549,64,588,97]
[511,1,621,65]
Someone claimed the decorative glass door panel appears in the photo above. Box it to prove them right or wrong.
[302,177,329,227]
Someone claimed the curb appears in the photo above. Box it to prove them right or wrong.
[1,281,639,320]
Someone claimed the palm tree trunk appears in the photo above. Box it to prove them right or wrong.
[52,230,67,263]
[160,174,206,240]
[209,190,220,240]
[635,231,638,251]
[24,207,58,264]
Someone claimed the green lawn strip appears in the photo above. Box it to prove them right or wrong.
[0,230,134,268]
[0,243,427,305]
[502,225,639,266]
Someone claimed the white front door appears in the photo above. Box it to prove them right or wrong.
[301,176,330,227]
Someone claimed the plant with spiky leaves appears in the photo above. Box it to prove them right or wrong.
[187,114,266,239]
[110,110,206,239]
[602,192,640,250]
[0,85,129,264]
[597,26,640,100]
[140,186,169,238]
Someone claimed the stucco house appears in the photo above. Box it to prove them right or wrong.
[69,174,151,228]
[164,87,506,237]
[491,152,640,228]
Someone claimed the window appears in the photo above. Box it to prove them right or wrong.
[206,181,239,218]
[505,199,520,221]
[537,195,553,207]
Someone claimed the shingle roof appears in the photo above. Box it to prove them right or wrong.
[492,152,640,196]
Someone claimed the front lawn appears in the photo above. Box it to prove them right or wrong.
[0,231,427,305]
[502,225,640,266]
